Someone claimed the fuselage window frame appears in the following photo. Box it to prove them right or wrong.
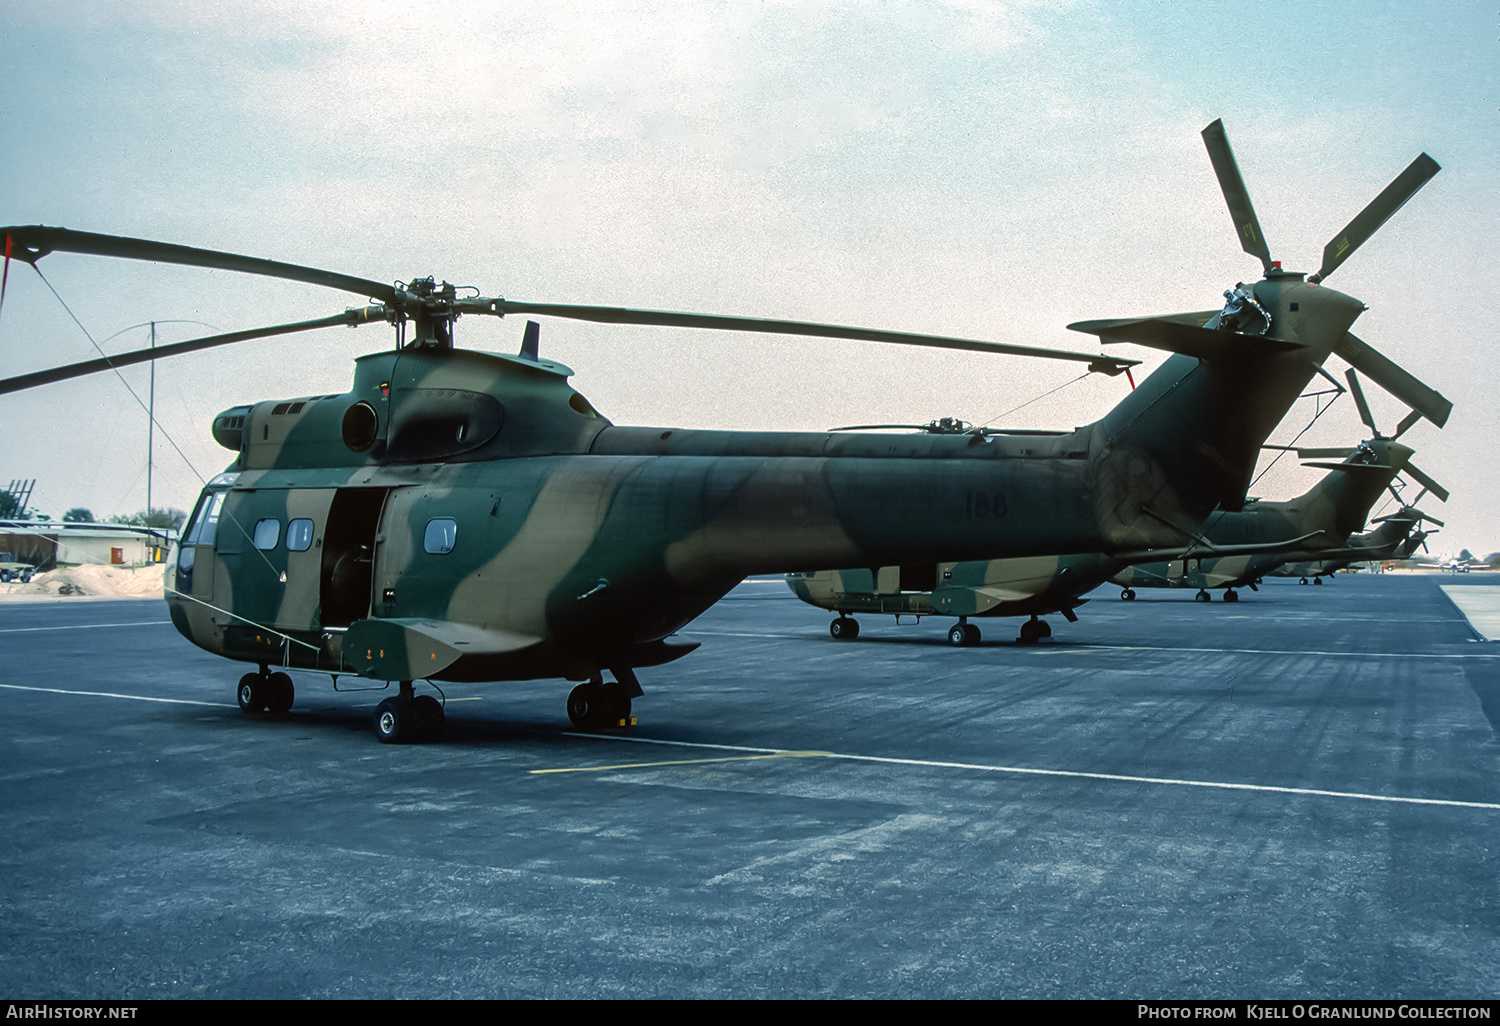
[423,517,457,555]
[286,518,314,552]
[252,518,282,551]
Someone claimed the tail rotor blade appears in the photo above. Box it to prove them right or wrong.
[1310,153,1440,283]
[1404,462,1450,503]
[1201,120,1274,275]
[1345,368,1379,436]
[1392,408,1424,439]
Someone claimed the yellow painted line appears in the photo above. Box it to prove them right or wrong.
[532,750,832,775]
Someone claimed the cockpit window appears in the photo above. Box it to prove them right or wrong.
[183,491,224,547]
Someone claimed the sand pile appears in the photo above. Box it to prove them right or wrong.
[0,564,166,599]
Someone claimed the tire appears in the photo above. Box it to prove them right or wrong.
[411,694,444,742]
[1223,590,1238,603]
[1121,589,1135,601]
[237,673,267,714]
[265,672,295,714]
[373,697,412,744]
[567,683,610,729]
[964,623,981,645]
[830,618,859,641]
[948,624,968,646]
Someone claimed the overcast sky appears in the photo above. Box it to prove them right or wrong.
[2,1,1495,555]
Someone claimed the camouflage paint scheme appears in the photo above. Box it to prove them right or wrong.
[163,265,1370,686]
[785,551,1115,621]
[1110,438,1412,595]
[1270,510,1430,580]
[787,437,1412,631]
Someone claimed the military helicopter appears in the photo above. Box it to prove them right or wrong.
[1269,505,1440,583]
[1110,426,1448,601]
[0,120,1448,742]
[787,434,1442,641]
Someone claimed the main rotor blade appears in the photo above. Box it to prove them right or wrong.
[1334,332,1452,428]
[1403,462,1450,503]
[493,301,1140,375]
[0,226,399,304]
[1344,368,1378,435]
[1310,153,1440,283]
[1201,119,1274,275]
[0,306,387,395]
[1297,446,1357,459]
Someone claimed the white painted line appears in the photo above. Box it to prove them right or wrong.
[560,733,1500,812]
[0,683,229,708]
[679,629,1500,659]
[0,620,172,633]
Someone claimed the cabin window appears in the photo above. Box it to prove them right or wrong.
[253,518,282,550]
[424,518,457,554]
[286,518,314,552]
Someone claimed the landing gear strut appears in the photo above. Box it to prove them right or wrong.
[1016,616,1052,645]
[373,681,445,744]
[567,669,642,730]
[237,666,294,715]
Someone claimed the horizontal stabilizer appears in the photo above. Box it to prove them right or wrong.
[345,618,543,680]
[1068,315,1303,360]
[1335,333,1451,428]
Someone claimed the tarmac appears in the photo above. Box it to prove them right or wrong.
[2,572,1498,998]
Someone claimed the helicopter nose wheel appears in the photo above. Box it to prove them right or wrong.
[1119,588,1136,601]
[830,616,861,640]
[373,682,445,744]
[1195,589,1212,602]
[237,669,295,715]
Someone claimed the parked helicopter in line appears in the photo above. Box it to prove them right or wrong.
[787,432,1444,642]
[1268,506,1439,584]
[0,120,1449,742]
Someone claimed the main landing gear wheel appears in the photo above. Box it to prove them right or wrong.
[373,683,445,744]
[1017,617,1051,645]
[266,672,295,714]
[1195,589,1212,602]
[948,620,980,646]
[1313,576,1323,585]
[567,677,634,730]
[1222,589,1239,603]
[830,616,860,641]
[1299,577,1309,585]
[1120,588,1136,601]
[238,668,295,715]
[237,672,267,713]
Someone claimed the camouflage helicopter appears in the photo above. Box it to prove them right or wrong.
[1269,504,1440,583]
[1114,367,1449,600]
[0,119,1447,743]
[787,432,1443,642]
